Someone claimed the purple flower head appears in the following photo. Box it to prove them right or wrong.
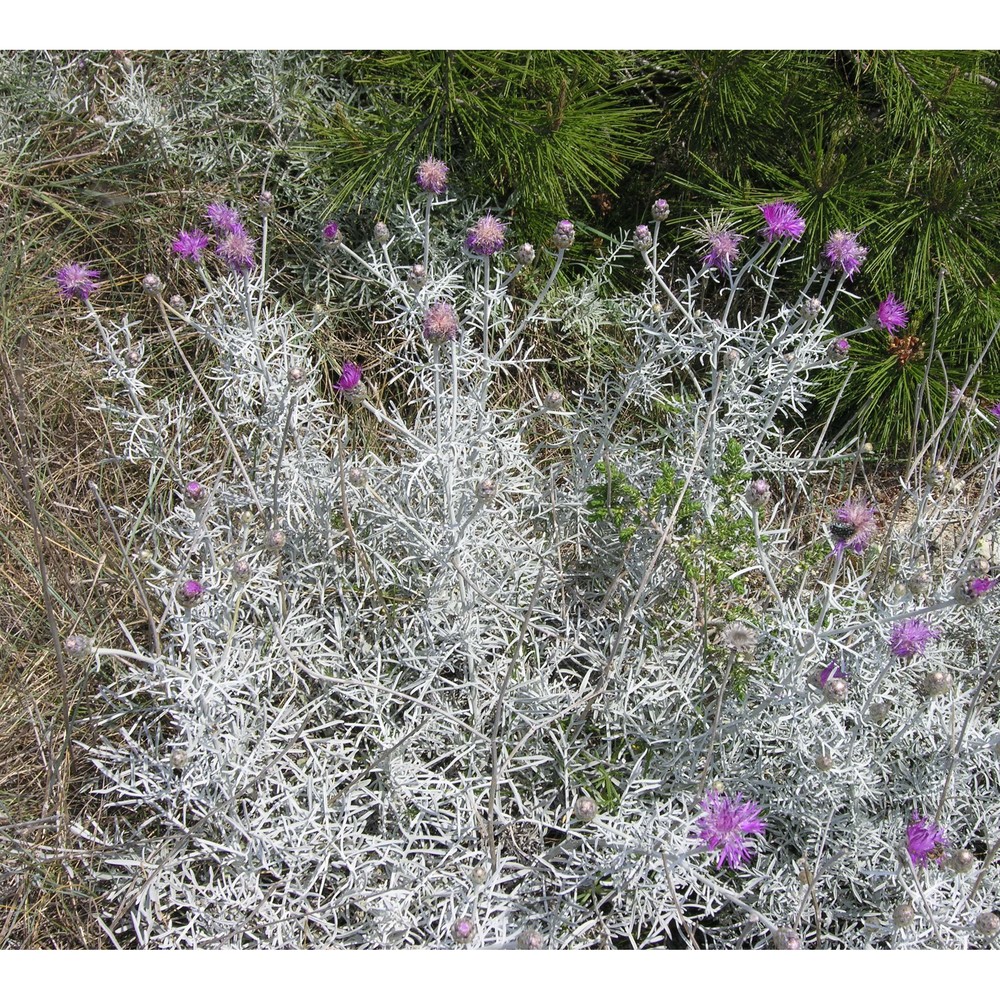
[906,812,948,868]
[322,220,343,247]
[465,214,507,257]
[701,224,745,273]
[829,499,877,555]
[819,660,848,687]
[215,223,256,273]
[184,481,206,505]
[758,200,806,243]
[989,401,1000,419]
[652,198,670,222]
[634,224,653,251]
[204,202,242,235]
[335,361,363,394]
[694,792,767,870]
[178,579,205,606]
[416,157,449,195]
[55,263,101,302]
[889,617,940,659]
[422,301,459,345]
[171,229,210,263]
[876,293,909,334]
[964,576,995,600]
[823,229,868,278]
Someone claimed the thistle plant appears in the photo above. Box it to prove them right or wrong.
[67,168,1000,950]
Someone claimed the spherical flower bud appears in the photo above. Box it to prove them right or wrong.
[975,912,1000,936]
[516,929,544,950]
[257,191,274,217]
[373,221,390,245]
[723,348,740,368]
[868,700,890,723]
[772,928,801,949]
[815,753,834,772]
[543,389,563,409]
[827,338,850,362]
[63,634,93,660]
[515,243,536,265]
[406,263,427,292]
[861,442,874,455]
[265,528,287,552]
[122,346,142,367]
[919,670,952,697]
[416,157,449,194]
[232,558,252,582]
[141,273,162,297]
[745,479,770,509]
[178,579,205,607]
[802,297,823,317]
[347,467,368,488]
[168,294,185,311]
[422,301,459,345]
[908,571,932,596]
[892,903,915,928]
[552,219,575,250]
[573,795,598,823]
[971,557,991,576]
[321,220,343,249]
[170,748,188,771]
[947,848,975,873]
[633,224,653,251]
[452,918,474,944]
[825,677,849,704]
[476,478,498,504]
[465,214,507,257]
[651,199,670,222]
[469,865,488,886]
[183,480,207,507]
[288,366,306,385]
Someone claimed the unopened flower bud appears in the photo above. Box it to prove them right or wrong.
[257,191,274,217]
[265,528,287,552]
[723,348,740,369]
[868,700,890,723]
[920,670,952,697]
[827,338,850,362]
[170,748,188,771]
[552,219,575,250]
[63,634,93,659]
[406,263,427,292]
[573,795,598,823]
[183,480,207,507]
[745,479,770,508]
[633,225,653,251]
[975,911,1000,936]
[861,442,874,455]
[543,389,563,409]
[893,903,915,928]
[452,918,474,944]
[168,294,185,311]
[772,928,801,949]
[476,478,498,503]
[373,221,390,245]
[948,848,975,873]
[908,571,932,596]
[141,273,162,296]
[516,929,544,949]
[815,754,834,772]
[515,243,536,266]
[122,346,142,367]
[232,558,251,582]
[802,297,822,318]
[651,199,670,222]
[824,677,848,704]
[178,579,205,607]
[469,865,488,886]
[288,366,306,385]
[347,467,368,488]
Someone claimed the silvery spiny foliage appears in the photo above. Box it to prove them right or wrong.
[74,190,1000,948]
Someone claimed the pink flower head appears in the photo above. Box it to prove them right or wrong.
[876,294,909,334]
[819,661,848,687]
[322,220,343,246]
[171,228,210,262]
[416,157,449,195]
[695,792,767,870]
[465,214,507,257]
[965,577,995,600]
[55,262,101,302]
[758,200,806,243]
[889,617,940,659]
[335,361,363,394]
[178,579,205,606]
[422,301,459,345]
[823,229,868,278]
[702,228,745,273]
[205,202,242,234]
[829,499,877,555]
[906,812,948,868]
[215,223,256,273]
[989,401,1000,419]
[553,220,576,250]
